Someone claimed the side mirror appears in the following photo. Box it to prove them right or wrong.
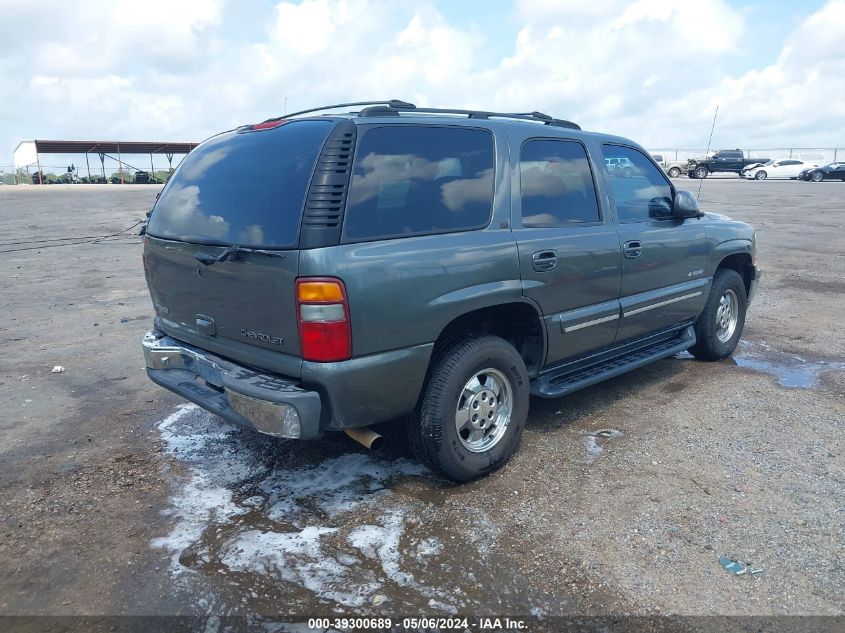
[672,190,702,218]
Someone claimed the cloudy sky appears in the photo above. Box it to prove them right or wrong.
[1,0,843,168]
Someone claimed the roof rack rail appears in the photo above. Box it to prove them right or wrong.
[269,99,581,130]
[264,100,415,122]
[357,104,581,130]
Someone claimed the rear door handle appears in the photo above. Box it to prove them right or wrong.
[623,240,643,259]
[532,250,558,271]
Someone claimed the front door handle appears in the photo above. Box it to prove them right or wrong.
[532,250,558,271]
[623,240,643,259]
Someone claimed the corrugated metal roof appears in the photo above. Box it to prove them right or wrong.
[33,140,198,154]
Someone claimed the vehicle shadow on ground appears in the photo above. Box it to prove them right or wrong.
[374,355,690,459]
[525,355,689,434]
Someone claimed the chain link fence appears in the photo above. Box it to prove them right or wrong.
[646,148,842,164]
[12,164,174,185]
[5,152,183,185]
[0,165,19,185]
[4,148,842,186]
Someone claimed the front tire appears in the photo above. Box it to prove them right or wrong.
[755,170,767,180]
[408,335,529,482]
[668,167,681,178]
[810,170,824,182]
[689,269,747,361]
[693,166,708,179]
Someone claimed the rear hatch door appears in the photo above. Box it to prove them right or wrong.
[144,119,337,378]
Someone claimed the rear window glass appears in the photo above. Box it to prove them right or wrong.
[343,126,494,241]
[147,120,333,248]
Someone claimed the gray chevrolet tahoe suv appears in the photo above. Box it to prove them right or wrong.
[142,100,760,482]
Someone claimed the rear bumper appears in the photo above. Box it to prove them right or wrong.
[142,330,322,439]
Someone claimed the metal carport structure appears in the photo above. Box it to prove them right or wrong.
[17,139,198,184]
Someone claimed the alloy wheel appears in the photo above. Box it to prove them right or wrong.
[716,289,739,343]
[455,368,513,453]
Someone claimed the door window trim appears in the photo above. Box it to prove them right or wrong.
[601,142,677,225]
[517,136,604,228]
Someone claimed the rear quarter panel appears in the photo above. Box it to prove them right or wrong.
[298,122,522,357]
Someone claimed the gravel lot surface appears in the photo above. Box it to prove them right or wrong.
[0,181,842,627]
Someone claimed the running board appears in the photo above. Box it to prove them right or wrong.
[531,326,696,398]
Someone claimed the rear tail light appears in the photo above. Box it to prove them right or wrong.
[296,277,351,362]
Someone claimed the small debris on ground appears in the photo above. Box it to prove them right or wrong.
[51,365,65,373]
[719,556,764,577]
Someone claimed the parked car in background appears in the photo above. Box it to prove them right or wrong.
[134,171,158,184]
[651,154,687,178]
[740,160,770,177]
[686,149,770,178]
[605,156,635,177]
[799,162,845,182]
[744,159,817,180]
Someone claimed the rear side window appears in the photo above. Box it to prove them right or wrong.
[343,126,494,241]
[147,120,333,248]
[520,139,600,226]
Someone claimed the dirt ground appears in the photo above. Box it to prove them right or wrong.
[0,181,842,628]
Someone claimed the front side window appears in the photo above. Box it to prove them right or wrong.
[343,126,494,241]
[519,139,600,226]
[602,145,673,222]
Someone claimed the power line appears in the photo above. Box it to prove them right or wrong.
[0,220,144,254]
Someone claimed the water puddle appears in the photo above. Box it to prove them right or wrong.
[731,340,845,388]
[151,404,532,615]
[585,429,624,463]
[675,340,845,388]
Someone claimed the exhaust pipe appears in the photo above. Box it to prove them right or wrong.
[344,427,384,450]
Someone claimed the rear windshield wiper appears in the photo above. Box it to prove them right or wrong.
[194,245,287,266]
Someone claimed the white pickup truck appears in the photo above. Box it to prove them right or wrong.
[650,153,687,178]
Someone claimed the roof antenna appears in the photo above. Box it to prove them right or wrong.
[698,104,719,200]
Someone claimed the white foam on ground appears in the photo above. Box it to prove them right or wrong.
[348,510,415,588]
[151,404,471,610]
[219,526,378,606]
[151,404,257,567]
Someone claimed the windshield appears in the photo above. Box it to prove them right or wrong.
[147,120,333,248]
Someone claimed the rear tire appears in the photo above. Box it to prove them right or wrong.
[408,335,529,482]
[689,269,747,361]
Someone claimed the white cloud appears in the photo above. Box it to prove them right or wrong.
[0,0,843,168]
